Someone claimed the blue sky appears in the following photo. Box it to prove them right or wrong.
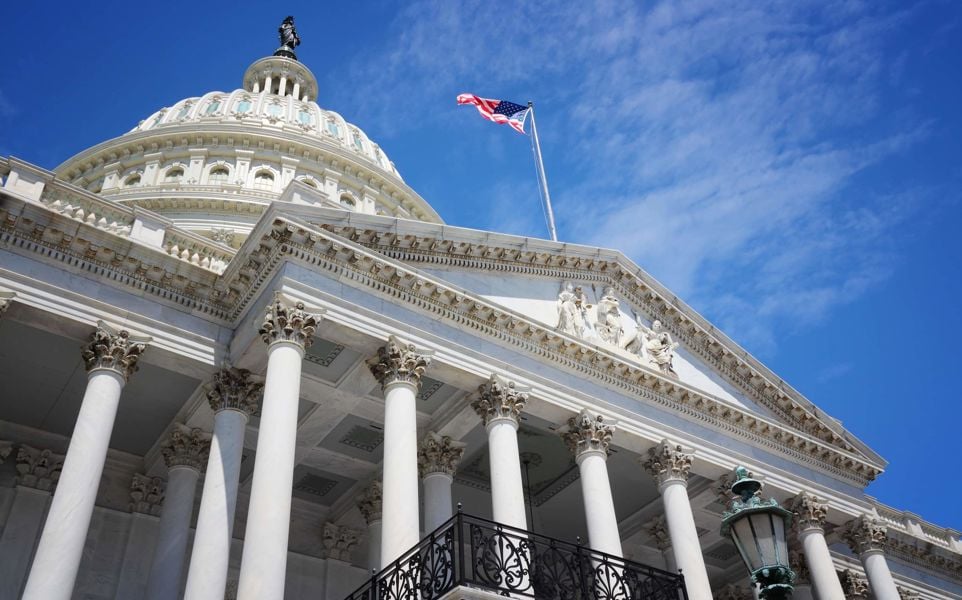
[3,1,960,530]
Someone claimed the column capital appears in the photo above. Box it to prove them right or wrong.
[258,293,323,349]
[16,444,64,491]
[791,491,829,533]
[367,335,432,390]
[161,424,211,471]
[356,480,383,524]
[321,522,359,561]
[0,290,15,316]
[472,374,528,427]
[843,514,888,555]
[81,321,149,380]
[645,515,672,551]
[129,473,165,516]
[205,366,263,416]
[839,569,870,600]
[898,586,922,600]
[642,439,692,488]
[418,431,466,478]
[561,409,614,459]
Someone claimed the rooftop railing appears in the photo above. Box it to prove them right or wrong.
[344,511,687,600]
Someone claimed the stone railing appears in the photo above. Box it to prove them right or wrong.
[871,499,962,552]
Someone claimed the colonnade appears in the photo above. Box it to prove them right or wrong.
[5,294,906,600]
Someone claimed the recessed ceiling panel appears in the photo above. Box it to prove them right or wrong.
[316,414,385,463]
[291,464,356,505]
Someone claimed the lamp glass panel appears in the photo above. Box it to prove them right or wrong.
[772,513,788,565]
[753,512,777,566]
[733,517,762,570]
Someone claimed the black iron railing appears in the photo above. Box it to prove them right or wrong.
[344,511,688,600]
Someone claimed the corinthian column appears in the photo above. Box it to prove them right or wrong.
[237,295,322,600]
[472,375,528,530]
[418,432,466,533]
[562,409,622,557]
[367,336,432,566]
[184,367,262,600]
[22,323,148,600]
[356,481,383,572]
[843,515,900,600]
[789,492,845,600]
[146,425,210,600]
[641,440,712,600]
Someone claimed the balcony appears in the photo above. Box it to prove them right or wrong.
[344,511,688,600]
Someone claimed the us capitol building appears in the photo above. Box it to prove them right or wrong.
[0,19,958,600]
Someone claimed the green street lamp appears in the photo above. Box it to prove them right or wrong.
[720,467,795,600]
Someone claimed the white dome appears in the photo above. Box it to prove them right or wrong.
[54,54,442,248]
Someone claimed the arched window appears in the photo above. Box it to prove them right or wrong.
[267,103,283,118]
[300,178,318,188]
[124,174,141,187]
[340,194,356,209]
[253,171,275,191]
[176,103,192,120]
[164,168,184,183]
[236,99,252,114]
[326,119,340,137]
[204,99,221,115]
[209,167,229,184]
[351,130,364,151]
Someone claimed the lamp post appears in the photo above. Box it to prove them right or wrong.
[721,467,795,600]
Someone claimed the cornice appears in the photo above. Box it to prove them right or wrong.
[315,221,881,466]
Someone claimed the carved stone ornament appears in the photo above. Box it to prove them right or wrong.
[356,480,383,524]
[16,445,65,491]
[843,514,888,555]
[471,374,528,427]
[595,286,624,346]
[898,586,922,600]
[641,439,693,487]
[259,293,322,349]
[418,431,466,477]
[713,471,737,506]
[206,366,263,416]
[129,473,165,515]
[645,515,672,551]
[321,522,359,561]
[161,424,212,471]
[367,336,431,390]
[790,491,828,533]
[81,321,149,380]
[839,569,870,599]
[556,282,588,339]
[788,536,811,585]
[561,409,614,458]
[0,440,12,464]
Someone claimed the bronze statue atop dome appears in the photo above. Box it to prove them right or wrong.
[275,16,301,60]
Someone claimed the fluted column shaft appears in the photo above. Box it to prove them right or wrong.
[643,441,712,600]
[185,367,261,600]
[368,337,432,567]
[22,324,147,600]
[237,297,321,600]
[564,410,622,557]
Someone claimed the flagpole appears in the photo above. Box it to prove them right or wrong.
[527,101,558,242]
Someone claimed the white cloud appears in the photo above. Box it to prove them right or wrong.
[330,0,928,357]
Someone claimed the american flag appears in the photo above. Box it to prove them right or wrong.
[457,94,530,134]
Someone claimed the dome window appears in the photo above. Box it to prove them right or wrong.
[297,109,313,126]
[253,171,275,191]
[176,104,192,120]
[204,99,221,116]
[351,130,364,151]
[267,104,283,118]
[164,168,184,183]
[209,167,230,184]
[236,99,252,114]
[300,178,318,188]
[326,119,339,137]
[124,174,141,187]
[340,194,356,209]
